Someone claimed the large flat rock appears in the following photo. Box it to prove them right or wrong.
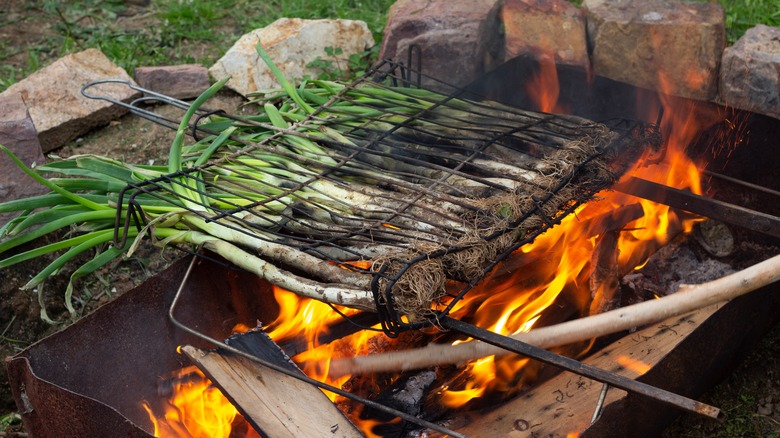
[502,0,588,67]
[585,0,725,100]
[134,64,210,100]
[0,92,47,209]
[720,25,780,120]
[378,0,503,91]
[209,18,374,97]
[1,48,140,152]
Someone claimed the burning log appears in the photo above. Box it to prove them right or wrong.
[587,201,646,315]
[588,229,622,315]
[181,330,361,437]
[329,252,780,376]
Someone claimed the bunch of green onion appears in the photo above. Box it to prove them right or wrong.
[0,43,638,322]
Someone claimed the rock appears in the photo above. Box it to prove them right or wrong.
[502,0,588,67]
[719,25,780,120]
[209,18,374,97]
[134,64,210,100]
[378,0,503,91]
[0,92,47,209]
[584,0,725,101]
[1,48,140,152]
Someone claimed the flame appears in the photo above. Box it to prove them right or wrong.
[429,46,724,408]
[268,285,374,392]
[142,367,260,438]
[143,284,386,438]
[615,355,651,377]
[526,53,566,113]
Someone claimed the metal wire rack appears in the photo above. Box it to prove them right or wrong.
[83,58,661,337]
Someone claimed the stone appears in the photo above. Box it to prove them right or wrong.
[209,18,374,97]
[584,0,726,101]
[0,92,47,209]
[502,0,588,67]
[1,48,140,152]
[379,0,503,91]
[134,64,210,100]
[719,25,780,120]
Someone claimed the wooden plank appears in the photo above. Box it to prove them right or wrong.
[181,333,361,438]
[456,303,724,437]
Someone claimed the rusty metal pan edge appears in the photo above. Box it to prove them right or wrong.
[6,355,153,437]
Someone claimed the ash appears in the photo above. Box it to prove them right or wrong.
[622,243,735,298]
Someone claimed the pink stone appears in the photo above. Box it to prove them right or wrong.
[585,0,725,100]
[502,0,588,67]
[134,64,210,100]
[379,0,503,91]
[0,92,47,207]
[1,48,140,151]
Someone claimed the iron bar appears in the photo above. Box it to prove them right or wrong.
[702,168,780,198]
[614,176,780,238]
[439,316,723,421]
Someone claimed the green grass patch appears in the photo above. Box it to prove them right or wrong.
[719,0,780,44]
[0,0,777,92]
[0,0,394,92]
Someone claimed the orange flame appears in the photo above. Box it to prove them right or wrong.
[142,367,260,438]
[526,53,566,114]
[615,355,651,377]
[429,46,724,408]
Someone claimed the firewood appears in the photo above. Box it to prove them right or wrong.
[588,202,644,315]
[329,252,780,377]
[589,230,623,315]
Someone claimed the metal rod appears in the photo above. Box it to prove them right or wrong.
[591,383,610,424]
[439,316,722,420]
[615,176,780,238]
[702,169,780,198]
[169,256,468,438]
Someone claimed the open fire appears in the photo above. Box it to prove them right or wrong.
[140,49,735,437]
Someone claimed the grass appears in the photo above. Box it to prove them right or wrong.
[0,0,777,92]
[663,322,780,437]
[719,0,780,44]
[0,0,394,92]
[0,412,22,433]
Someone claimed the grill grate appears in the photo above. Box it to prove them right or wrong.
[85,59,661,337]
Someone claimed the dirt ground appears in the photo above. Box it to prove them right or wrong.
[2,3,780,438]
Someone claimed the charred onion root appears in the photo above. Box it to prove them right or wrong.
[369,134,638,321]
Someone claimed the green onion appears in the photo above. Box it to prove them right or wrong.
[0,42,635,322]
